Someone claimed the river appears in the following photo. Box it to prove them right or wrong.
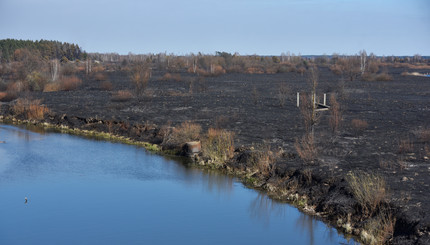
[0,125,357,244]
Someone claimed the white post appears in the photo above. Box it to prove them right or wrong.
[297,92,300,107]
[323,93,326,106]
[313,93,316,106]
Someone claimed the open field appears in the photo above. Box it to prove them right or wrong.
[1,62,430,244]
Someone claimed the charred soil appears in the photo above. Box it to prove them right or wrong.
[2,66,430,244]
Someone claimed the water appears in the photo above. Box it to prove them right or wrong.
[0,125,357,245]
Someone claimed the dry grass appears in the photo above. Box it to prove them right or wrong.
[12,98,50,120]
[43,83,61,92]
[346,170,387,216]
[7,81,25,94]
[0,91,18,102]
[61,76,82,91]
[210,65,226,76]
[361,71,393,82]
[301,168,313,185]
[351,119,368,136]
[159,73,182,82]
[93,72,107,81]
[202,128,235,163]
[246,67,265,74]
[91,64,105,73]
[375,72,393,81]
[329,64,343,75]
[276,83,289,107]
[367,61,380,73]
[389,62,430,70]
[130,62,150,96]
[397,137,414,154]
[111,90,133,102]
[295,133,318,164]
[362,208,396,245]
[248,144,277,176]
[43,76,82,92]
[168,121,202,145]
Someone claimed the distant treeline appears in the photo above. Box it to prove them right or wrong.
[0,39,87,62]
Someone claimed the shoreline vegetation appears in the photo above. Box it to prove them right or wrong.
[0,114,406,245]
[1,39,430,245]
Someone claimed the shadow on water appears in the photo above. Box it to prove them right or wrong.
[0,124,45,142]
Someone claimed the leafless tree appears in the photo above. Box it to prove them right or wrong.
[300,67,320,137]
[130,61,151,97]
[359,50,367,75]
[86,59,92,75]
[50,59,60,81]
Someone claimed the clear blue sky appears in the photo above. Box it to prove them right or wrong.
[1,0,429,56]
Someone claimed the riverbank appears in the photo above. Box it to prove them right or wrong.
[0,110,426,245]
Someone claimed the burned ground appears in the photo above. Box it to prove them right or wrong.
[3,66,430,244]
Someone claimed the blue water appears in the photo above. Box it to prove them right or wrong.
[0,125,357,245]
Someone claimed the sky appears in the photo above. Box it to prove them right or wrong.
[0,0,429,56]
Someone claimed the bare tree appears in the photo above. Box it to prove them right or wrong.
[50,59,60,81]
[359,50,367,75]
[300,67,319,137]
[340,56,361,81]
[86,59,92,75]
[130,61,151,97]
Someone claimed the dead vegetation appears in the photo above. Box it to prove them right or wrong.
[328,94,342,134]
[351,119,368,136]
[130,61,151,96]
[111,90,133,102]
[159,73,182,82]
[295,133,318,164]
[42,76,82,92]
[247,144,277,176]
[397,137,414,154]
[61,76,82,91]
[346,170,387,216]
[12,98,50,120]
[276,83,289,107]
[362,208,396,245]
[163,121,202,146]
[202,128,235,164]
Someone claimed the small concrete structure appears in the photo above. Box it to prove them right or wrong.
[315,103,330,112]
[182,141,201,156]
[296,92,330,111]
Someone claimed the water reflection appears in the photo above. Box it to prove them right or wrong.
[295,213,359,245]
[296,213,317,245]
[0,125,44,142]
[249,193,285,224]
[202,169,233,195]
[248,193,358,245]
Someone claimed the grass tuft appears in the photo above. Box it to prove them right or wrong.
[202,128,235,164]
[346,170,387,216]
